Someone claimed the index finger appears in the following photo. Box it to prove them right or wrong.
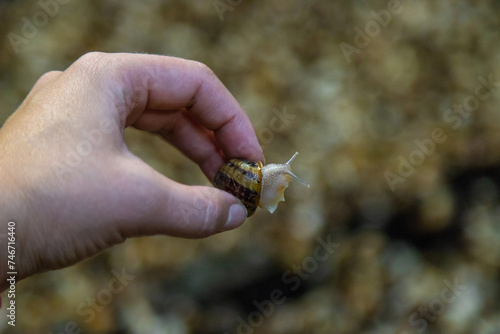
[105,53,264,164]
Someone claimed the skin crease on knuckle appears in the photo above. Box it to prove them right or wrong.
[73,51,108,75]
[68,52,125,105]
[207,193,229,234]
[198,195,226,237]
[180,187,219,238]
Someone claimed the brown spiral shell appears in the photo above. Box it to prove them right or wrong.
[213,159,263,217]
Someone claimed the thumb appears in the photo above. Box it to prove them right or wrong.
[117,161,248,239]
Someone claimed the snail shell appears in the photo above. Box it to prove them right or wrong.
[214,152,310,217]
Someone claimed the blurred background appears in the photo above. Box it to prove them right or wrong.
[1,0,500,333]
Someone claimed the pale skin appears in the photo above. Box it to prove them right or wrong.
[0,52,264,292]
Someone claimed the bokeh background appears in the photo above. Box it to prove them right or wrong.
[1,0,500,333]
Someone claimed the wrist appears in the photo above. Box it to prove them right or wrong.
[0,157,36,292]
[0,171,19,292]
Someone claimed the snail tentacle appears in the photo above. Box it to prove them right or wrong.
[284,152,310,188]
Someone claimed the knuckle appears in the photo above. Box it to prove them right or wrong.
[71,51,113,81]
[193,191,226,237]
[192,60,216,78]
[77,51,107,65]
[32,70,63,90]
[39,70,62,81]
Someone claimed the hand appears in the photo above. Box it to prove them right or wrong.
[0,52,264,291]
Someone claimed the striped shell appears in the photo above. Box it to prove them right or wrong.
[214,159,263,217]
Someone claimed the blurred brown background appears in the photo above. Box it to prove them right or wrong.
[1,0,500,333]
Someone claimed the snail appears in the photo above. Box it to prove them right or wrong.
[214,152,310,217]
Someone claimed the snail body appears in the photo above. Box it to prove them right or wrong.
[214,152,309,217]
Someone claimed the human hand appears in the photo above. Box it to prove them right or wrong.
[0,52,264,291]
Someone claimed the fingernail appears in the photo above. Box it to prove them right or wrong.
[223,203,247,230]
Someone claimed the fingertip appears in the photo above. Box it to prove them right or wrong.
[160,182,247,238]
[220,201,247,232]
